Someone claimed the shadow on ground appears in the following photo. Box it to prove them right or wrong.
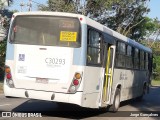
[11,100,110,119]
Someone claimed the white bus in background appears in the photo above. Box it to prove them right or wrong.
[4,12,152,112]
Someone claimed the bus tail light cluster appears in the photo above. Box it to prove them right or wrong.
[68,73,82,93]
[5,66,15,88]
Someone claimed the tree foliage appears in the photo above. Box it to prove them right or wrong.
[140,19,160,79]
[0,0,13,79]
[141,18,160,48]
[39,0,154,41]
[39,0,77,13]
[132,17,156,41]
[153,55,160,80]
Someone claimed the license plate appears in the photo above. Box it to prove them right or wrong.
[36,78,48,84]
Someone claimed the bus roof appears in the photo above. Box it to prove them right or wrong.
[13,11,152,53]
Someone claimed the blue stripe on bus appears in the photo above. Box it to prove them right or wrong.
[73,48,83,65]
[73,23,87,65]
[6,42,14,60]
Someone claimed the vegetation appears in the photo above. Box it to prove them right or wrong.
[0,83,3,93]
[152,56,160,80]
[141,19,160,79]
[39,0,154,41]
[0,0,13,81]
[0,80,3,93]
[151,79,160,86]
[0,39,6,80]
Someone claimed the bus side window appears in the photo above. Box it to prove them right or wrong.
[126,45,133,68]
[87,29,102,65]
[145,53,148,70]
[134,48,139,69]
[116,42,126,68]
[148,53,152,73]
[140,50,145,70]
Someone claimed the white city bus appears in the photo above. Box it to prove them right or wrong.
[4,12,152,112]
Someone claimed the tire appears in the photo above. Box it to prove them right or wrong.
[136,85,146,101]
[109,88,121,112]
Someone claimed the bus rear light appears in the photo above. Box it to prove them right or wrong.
[5,66,15,88]
[75,73,81,79]
[68,72,82,93]
[5,67,11,73]
[69,86,76,92]
[8,79,13,85]
[73,79,79,86]
[80,17,83,21]
[6,73,12,79]
[7,79,15,88]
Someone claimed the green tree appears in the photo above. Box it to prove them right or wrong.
[99,0,151,40]
[140,19,160,80]
[0,0,13,80]
[39,0,77,13]
[153,56,160,80]
[131,17,156,41]
[39,0,152,41]
[142,18,160,49]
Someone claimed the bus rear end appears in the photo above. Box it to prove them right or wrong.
[4,12,85,106]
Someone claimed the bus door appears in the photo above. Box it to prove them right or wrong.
[102,45,116,105]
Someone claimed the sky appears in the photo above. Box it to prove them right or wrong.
[7,0,160,21]
[8,0,47,12]
[147,0,160,20]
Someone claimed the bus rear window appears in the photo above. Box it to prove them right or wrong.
[10,15,81,47]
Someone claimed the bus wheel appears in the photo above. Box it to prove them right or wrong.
[136,84,146,101]
[109,88,120,112]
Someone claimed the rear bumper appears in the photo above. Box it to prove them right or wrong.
[4,84,83,106]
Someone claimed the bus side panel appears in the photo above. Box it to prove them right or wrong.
[81,66,103,108]
[112,68,147,103]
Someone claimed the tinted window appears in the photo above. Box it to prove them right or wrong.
[87,29,102,65]
[10,16,81,47]
[134,48,139,69]
[116,42,126,67]
[117,42,126,55]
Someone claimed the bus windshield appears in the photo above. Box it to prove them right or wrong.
[10,15,81,47]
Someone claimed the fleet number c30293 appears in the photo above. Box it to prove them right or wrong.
[45,58,65,65]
